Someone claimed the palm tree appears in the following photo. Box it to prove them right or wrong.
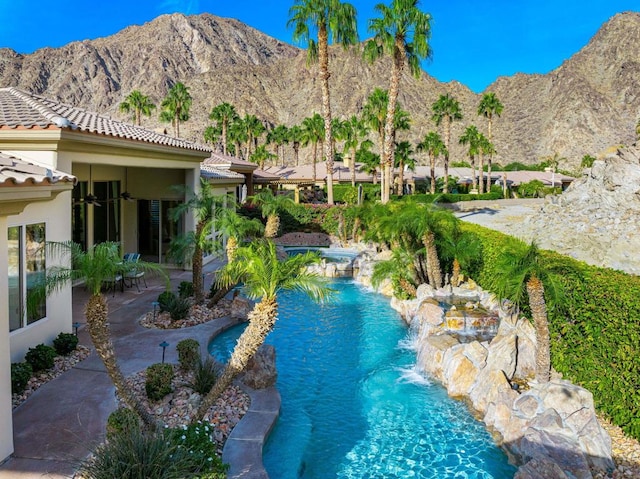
[250,144,276,170]
[209,103,239,155]
[267,124,290,166]
[364,0,432,203]
[250,189,296,238]
[394,140,414,196]
[431,93,463,194]
[356,140,380,184]
[339,115,370,186]
[242,114,266,158]
[228,118,249,159]
[40,241,166,429]
[288,125,304,166]
[168,178,217,304]
[459,125,481,192]
[195,240,331,420]
[160,82,192,138]
[417,131,447,194]
[203,124,221,147]
[288,0,359,205]
[213,205,264,264]
[362,88,390,193]
[492,241,566,384]
[301,113,325,184]
[439,226,481,287]
[119,90,156,126]
[478,135,495,194]
[477,92,504,187]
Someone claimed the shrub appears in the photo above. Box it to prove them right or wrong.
[167,296,191,321]
[187,356,219,395]
[145,363,174,401]
[78,425,227,479]
[157,291,176,313]
[53,332,78,356]
[106,407,140,438]
[176,338,200,371]
[25,344,57,372]
[11,362,32,394]
[178,281,194,299]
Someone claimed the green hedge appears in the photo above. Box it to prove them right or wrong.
[462,223,640,439]
[392,192,503,204]
[331,184,381,203]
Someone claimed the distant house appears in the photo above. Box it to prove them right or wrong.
[0,87,216,462]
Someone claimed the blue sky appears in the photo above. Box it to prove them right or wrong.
[0,1,637,92]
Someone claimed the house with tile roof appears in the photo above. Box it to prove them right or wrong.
[0,151,76,461]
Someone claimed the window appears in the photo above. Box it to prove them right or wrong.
[8,223,47,332]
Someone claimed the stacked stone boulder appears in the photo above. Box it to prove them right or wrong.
[359,259,614,478]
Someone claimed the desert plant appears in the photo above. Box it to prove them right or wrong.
[11,362,33,394]
[25,344,57,372]
[167,296,191,321]
[145,363,174,401]
[157,291,176,313]
[187,356,219,395]
[53,332,79,356]
[106,407,141,438]
[176,339,201,371]
[78,425,227,479]
[178,281,194,299]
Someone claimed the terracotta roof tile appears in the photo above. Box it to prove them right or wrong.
[0,152,76,187]
[0,87,211,152]
[200,165,244,181]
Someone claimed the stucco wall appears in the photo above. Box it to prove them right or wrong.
[0,215,15,461]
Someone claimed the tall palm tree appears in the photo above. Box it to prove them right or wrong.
[250,189,296,238]
[228,118,249,159]
[356,139,379,184]
[478,134,495,194]
[477,92,504,187]
[492,241,566,384]
[362,88,390,193]
[288,125,304,166]
[458,125,481,192]
[242,114,266,158]
[288,0,359,205]
[431,93,463,194]
[394,140,414,196]
[195,240,331,420]
[364,0,432,203]
[203,124,221,147]
[168,178,217,304]
[209,102,239,155]
[301,113,325,184]
[339,115,370,186]
[417,131,447,194]
[119,90,156,126]
[267,124,290,166]
[40,242,166,429]
[212,205,264,264]
[438,225,481,287]
[160,82,192,138]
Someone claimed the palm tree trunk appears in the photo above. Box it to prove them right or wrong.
[478,152,484,194]
[430,153,436,194]
[86,294,157,429]
[226,236,238,263]
[222,121,228,155]
[527,277,551,383]
[351,146,357,187]
[318,24,335,206]
[451,258,461,287]
[487,117,493,190]
[398,160,404,196]
[312,142,318,185]
[422,231,442,288]
[444,118,451,194]
[195,296,278,421]
[294,143,300,167]
[265,214,280,239]
[193,221,205,304]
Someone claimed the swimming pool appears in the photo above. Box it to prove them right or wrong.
[209,279,515,478]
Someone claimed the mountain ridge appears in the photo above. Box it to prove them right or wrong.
[0,11,638,169]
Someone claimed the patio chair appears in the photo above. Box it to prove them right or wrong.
[123,253,147,292]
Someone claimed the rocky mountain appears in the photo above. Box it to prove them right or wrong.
[0,11,638,169]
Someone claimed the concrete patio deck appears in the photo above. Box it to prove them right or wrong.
[0,258,277,478]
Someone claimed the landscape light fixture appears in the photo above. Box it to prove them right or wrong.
[159,341,169,364]
[73,322,81,336]
[152,301,160,320]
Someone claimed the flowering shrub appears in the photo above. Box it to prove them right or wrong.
[167,422,228,478]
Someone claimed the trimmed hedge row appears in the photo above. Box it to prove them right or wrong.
[462,223,640,439]
[393,192,503,203]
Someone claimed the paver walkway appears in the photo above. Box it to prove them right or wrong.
[0,260,227,478]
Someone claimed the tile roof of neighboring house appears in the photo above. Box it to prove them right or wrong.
[200,165,245,181]
[204,152,257,170]
[0,87,210,153]
[0,152,76,187]
[264,161,375,183]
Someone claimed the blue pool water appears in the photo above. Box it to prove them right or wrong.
[209,279,516,478]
